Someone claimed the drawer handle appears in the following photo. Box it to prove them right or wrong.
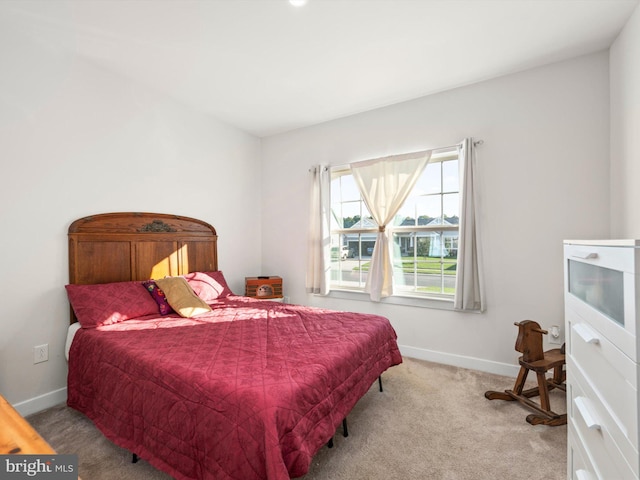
[576,469,595,480]
[573,323,600,344]
[575,397,601,430]
[571,252,598,260]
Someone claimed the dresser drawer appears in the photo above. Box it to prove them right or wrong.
[564,242,640,362]
[566,293,637,362]
[567,308,638,448]
[569,427,598,480]
[565,242,639,272]
[568,365,638,478]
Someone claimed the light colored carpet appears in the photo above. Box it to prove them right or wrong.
[27,357,567,480]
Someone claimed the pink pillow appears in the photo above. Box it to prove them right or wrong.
[183,271,233,302]
[142,280,175,315]
[66,281,160,328]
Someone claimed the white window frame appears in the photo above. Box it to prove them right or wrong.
[329,147,459,306]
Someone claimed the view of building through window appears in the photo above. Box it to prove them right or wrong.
[330,148,459,298]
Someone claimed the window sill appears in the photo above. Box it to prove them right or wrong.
[326,288,455,311]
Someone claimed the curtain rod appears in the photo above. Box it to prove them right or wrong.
[326,139,484,172]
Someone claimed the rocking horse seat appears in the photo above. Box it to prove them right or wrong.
[520,347,565,382]
[485,320,567,426]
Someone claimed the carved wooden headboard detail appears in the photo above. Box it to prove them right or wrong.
[68,212,218,287]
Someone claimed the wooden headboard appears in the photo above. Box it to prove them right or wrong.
[68,212,218,287]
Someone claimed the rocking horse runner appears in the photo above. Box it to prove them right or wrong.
[485,320,567,426]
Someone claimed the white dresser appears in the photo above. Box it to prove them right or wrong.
[564,240,640,480]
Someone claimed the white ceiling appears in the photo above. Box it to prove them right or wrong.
[1,0,638,137]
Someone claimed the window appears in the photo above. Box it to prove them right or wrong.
[329,147,459,300]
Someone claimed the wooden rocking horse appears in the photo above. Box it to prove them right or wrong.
[485,320,567,426]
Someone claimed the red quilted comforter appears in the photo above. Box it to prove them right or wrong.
[67,296,402,480]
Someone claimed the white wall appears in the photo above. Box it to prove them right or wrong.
[610,4,640,237]
[261,52,610,375]
[0,25,262,412]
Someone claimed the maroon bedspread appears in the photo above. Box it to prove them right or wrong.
[67,296,402,480]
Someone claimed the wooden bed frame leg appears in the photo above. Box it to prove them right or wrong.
[378,375,383,392]
[132,453,139,464]
[327,438,334,448]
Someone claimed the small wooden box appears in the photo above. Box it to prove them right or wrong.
[245,276,283,299]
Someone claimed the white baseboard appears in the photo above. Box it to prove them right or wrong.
[13,387,67,417]
[399,345,520,378]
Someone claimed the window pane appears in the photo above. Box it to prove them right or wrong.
[357,205,373,225]
[416,195,442,222]
[445,233,459,260]
[330,175,343,228]
[331,173,373,226]
[394,201,416,226]
[331,233,376,289]
[330,209,340,230]
[415,162,441,195]
[330,174,350,205]
[330,234,342,260]
[340,201,361,228]
[443,193,459,222]
[442,159,459,192]
[339,175,361,202]
[360,235,377,258]
[391,232,458,295]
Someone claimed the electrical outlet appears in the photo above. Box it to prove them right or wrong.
[34,344,49,364]
[548,325,563,345]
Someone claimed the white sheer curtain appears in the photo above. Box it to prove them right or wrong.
[350,150,432,301]
[454,138,485,311]
[305,165,331,295]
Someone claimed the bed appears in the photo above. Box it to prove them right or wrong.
[65,212,402,480]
